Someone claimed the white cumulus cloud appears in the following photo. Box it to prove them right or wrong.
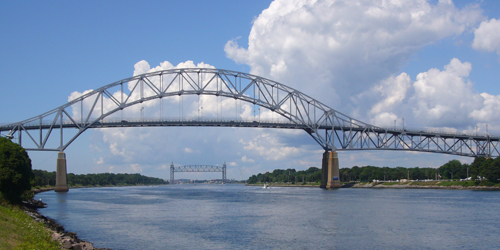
[411,58,481,127]
[240,133,302,161]
[226,0,483,109]
[472,18,500,56]
[358,58,500,133]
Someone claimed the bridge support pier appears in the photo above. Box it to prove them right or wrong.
[320,151,341,188]
[55,152,69,192]
[170,162,174,184]
[222,162,226,183]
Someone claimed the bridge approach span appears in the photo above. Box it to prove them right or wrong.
[1,68,498,158]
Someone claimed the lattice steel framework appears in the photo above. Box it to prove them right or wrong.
[170,162,226,184]
[0,68,498,157]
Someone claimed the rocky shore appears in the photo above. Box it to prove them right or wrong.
[23,194,110,250]
[32,187,55,194]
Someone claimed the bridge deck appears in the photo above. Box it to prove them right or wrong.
[2,119,497,142]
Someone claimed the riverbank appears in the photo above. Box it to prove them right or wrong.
[33,183,168,194]
[352,181,500,190]
[1,198,105,250]
[26,186,126,249]
[23,202,106,250]
[247,181,500,190]
[246,183,321,188]
[29,185,167,249]
[0,203,60,250]
[32,187,55,194]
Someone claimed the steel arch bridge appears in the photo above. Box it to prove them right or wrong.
[170,163,227,184]
[0,68,499,157]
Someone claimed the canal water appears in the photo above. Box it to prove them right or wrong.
[35,185,500,249]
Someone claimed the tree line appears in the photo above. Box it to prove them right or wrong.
[247,157,500,184]
[0,137,33,203]
[340,157,500,183]
[2,136,170,204]
[32,170,167,188]
[248,167,322,184]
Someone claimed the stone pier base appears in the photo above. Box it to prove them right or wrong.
[320,151,341,188]
[55,152,69,192]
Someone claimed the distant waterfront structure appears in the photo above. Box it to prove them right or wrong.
[170,162,227,184]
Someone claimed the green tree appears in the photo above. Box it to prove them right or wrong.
[0,137,33,203]
[480,157,500,183]
[469,157,485,181]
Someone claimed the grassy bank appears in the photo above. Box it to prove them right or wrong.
[0,204,60,250]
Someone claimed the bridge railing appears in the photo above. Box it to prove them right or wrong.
[2,116,498,139]
[5,117,497,138]
[2,117,298,128]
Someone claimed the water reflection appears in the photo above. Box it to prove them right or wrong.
[55,192,69,221]
[36,186,500,250]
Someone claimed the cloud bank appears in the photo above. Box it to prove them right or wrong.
[225,0,500,134]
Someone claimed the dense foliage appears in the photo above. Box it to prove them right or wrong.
[247,167,321,184]
[32,170,167,187]
[248,157,500,184]
[0,137,33,203]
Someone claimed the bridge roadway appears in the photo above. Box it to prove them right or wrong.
[5,118,498,153]
[5,118,498,141]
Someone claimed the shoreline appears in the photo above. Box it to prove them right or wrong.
[23,200,110,250]
[246,184,320,188]
[29,184,168,249]
[351,183,500,190]
[29,186,139,250]
[33,184,168,194]
[246,183,500,190]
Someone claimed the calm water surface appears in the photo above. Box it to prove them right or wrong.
[35,185,500,249]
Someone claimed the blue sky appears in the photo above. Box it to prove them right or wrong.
[2,0,500,181]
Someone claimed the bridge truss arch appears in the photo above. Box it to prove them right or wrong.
[170,162,226,184]
[0,68,499,157]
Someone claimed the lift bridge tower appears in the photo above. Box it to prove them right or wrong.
[170,162,226,184]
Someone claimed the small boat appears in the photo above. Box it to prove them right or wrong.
[263,183,268,189]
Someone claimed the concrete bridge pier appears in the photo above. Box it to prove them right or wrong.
[55,151,69,192]
[320,151,341,188]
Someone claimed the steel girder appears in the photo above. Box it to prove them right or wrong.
[171,165,226,172]
[170,163,227,183]
[0,68,498,157]
[324,125,499,157]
